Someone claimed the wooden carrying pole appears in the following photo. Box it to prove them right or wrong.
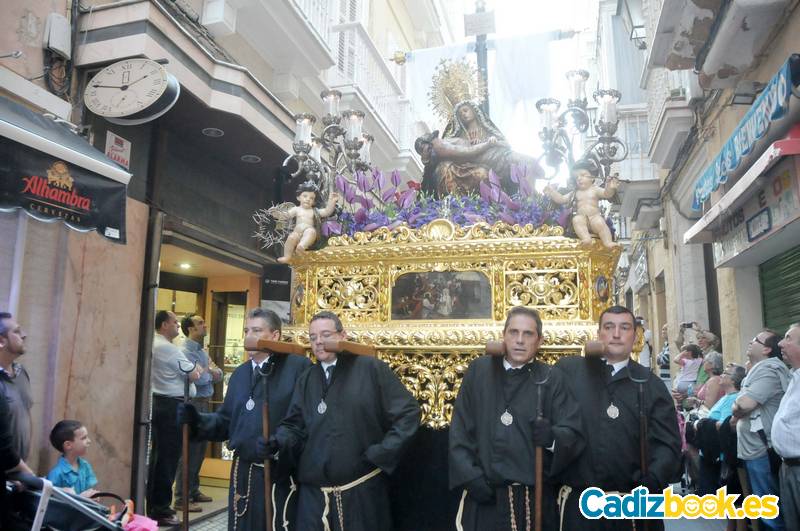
[243,337,307,356]
[322,339,378,357]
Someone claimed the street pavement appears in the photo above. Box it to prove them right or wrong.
[188,509,227,530]
[665,518,727,531]
[183,513,730,530]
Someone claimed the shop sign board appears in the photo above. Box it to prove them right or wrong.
[712,156,800,266]
[693,55,800,210]
[104,131,131,170]
[0,137,127,242]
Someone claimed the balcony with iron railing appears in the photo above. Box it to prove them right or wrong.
[646,68,700,170]
[327,21,420,173]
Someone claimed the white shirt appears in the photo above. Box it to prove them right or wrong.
[321,359,337,381]
[609,358,630,376]
[771,369,800,459]
[152,334,196,397]
[251,355,272,372]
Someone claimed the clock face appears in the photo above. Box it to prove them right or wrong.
[84,58,169,118]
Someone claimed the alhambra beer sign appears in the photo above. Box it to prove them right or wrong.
[1,138,127,243]
[21,161,92,221]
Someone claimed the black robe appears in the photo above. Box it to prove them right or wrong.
[554,356,681,531]
[449,356,585,531]
[275,354,421,531]
[194,353,312,531]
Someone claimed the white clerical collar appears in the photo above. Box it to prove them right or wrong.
[321,359,337,371]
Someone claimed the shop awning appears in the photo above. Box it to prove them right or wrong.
[684,127,800,244]
[0,96,130,243]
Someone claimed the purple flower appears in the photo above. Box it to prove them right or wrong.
[335,174,347,193]
[479,181,493,203]
[499,211,516,225]
[354,208,368,224]
[488,169,501,188]
[356,171,371,193]
[322,220,342,236]
[391,169,402,187]
[382,187,397,202]
[344,183,356,204]
[374,170,386,191]
[401,189,417,209]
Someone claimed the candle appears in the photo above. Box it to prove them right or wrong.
[294,113,315,144]
[359,134,373,163]
[309,138,322,162]
[566,70,588,101]
[343,110,364,141]
[321,90,341,116]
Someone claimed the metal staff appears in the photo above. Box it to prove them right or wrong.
[484,341,550,531]
[628,368,651,531]
[257,360,276,531]
[176,359,197,531]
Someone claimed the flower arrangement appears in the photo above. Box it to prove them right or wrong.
[322,165,572,238]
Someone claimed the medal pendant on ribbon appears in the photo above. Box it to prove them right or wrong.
[245,398,255,411]
[606,403,619,419]
[317,400,328,415]
[500,410,514,426]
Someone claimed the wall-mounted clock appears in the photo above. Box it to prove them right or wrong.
[84,57,180,126]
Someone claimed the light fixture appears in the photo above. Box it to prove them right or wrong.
[730,80,761,105]
[178,263,192,270]
[241,154,262,163]
[201,127,224,137]
[537,72,629,180]
[282,91,374,188]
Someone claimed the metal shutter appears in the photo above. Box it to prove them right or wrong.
[760,244,800,334]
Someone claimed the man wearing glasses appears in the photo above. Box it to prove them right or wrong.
[272,310,420,530]
[733,330,791,531]
[771,323,800,530]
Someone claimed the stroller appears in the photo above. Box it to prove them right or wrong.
[5,472,127,531]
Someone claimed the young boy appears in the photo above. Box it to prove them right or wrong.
[47,420,98,497]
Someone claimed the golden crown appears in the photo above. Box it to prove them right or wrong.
[428,59,486,122]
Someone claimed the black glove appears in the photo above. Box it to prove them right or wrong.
[255,436,279,461]
[531,417,555,448]
[465,476,495,504]
[177,403,199,428]
[632,470,661,493]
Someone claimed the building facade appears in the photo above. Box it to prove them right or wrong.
[1,0,457,504]
[627,0,800,367]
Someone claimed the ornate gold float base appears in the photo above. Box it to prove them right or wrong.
[283,219,621,428]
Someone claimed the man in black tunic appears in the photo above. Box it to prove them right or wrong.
[449,306,585,531]
[179,308,311,531]
[273,310,420,531]
[555,305,681,531]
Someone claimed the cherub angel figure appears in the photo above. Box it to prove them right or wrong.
[265,180,339,263]
[543,159,619,248]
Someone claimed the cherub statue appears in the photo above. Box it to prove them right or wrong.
[269,180,339,263]
[543,159,619,248]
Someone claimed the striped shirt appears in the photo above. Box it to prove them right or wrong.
[771,369,800,459]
